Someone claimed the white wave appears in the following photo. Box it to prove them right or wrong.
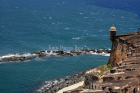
[73,37,80,40]
[84,17,89,18]
[65,27,69,30]
[79,13,83,14]
[99,30,103,32]
[104,54,110,56]
[49,17,52,19]
[90,51,110,56]
[91,35,96,37]
[37,78,65,92]
[22,53,32,57]
[45,50,57,56]
[129,28,134,29]
[0,54,21,59]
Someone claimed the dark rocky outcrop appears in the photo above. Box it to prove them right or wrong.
[41,71,86,93]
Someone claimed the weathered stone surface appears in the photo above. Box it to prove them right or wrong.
[83,73,98,89]
[103,71,140,82]
[108,39,128,67]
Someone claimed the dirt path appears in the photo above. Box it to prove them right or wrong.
[57,81,84,93]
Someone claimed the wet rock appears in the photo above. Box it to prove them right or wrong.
[53,51,56,53]
[40,50,45,53]
[77,52,82,55]
[27,57,32,60]
[107,49,111,53]
[10,57,19,61]
[62,54,66,56]
[51,54,55,57]
[39,53,46,57]
[85,48,91,52]
[102,49,107,53]
[31,52,36,54]
[96,49,103,53]
[0,54,5,57]
[34,52,41,55]
[56,50,64,55]
[19,56,25,61]
[2,58,8,61]
[57,53,61,55]
[70,50,78,53]
[66,53,73,56]
[81,49,84,51]
[21,55,25,58]
[47,50,51,53]
[91,49,96,52]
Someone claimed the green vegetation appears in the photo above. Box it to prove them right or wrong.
[96,64,112,76]
[107,64,113,69]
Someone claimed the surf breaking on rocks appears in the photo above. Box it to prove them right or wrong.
[0,49,111,64]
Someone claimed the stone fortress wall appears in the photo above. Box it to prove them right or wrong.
[64,26,140,93]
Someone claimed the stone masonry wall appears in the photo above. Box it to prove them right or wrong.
[108,38,128,67]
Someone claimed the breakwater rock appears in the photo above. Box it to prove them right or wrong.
[0,49,111,63]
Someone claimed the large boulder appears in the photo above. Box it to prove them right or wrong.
[62,54,66,56]
[53,51,56,53]
[19,56,25,61]
[51,54,55,57]
[85,48,91,52]
[66,53,73,56]
[91,49,96,52]
[47,50,51,53]
[106,49,111,53]
[96,49,103,53]
[27,57,32,60]
[102,49,107,53]
[56,50,64,55]
[39,53,46,57]
[2,58,8,61]
[81,49,84,51]
[11,57,20,61]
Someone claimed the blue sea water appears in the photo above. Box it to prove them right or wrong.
[0,0,140,93]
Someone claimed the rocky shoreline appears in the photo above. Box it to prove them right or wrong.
[36,71,86,93]
[0,49,111,63]
[36,64,112,93]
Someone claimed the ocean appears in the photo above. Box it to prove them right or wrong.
[0,0,140,93]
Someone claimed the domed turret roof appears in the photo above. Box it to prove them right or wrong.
[110,25,117,31]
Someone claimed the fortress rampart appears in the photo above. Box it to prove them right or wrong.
[64,26,140,93]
